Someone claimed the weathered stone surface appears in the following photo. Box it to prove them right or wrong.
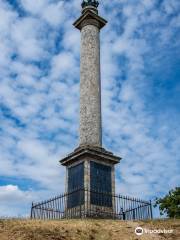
[80,24,102,147]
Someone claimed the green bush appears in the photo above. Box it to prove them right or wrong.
[154,187,180,218]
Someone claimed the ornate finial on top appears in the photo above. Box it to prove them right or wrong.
[81,0,99,9]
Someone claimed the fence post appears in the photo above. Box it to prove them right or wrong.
[123,211,126,220]
[30,202,34,219]
[150,200,153,219]
[79,189,82,219]
[133,209,135,220]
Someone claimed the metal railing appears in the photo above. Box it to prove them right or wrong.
[31,189,153,220]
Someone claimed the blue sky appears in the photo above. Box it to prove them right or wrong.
[0,0,179,217]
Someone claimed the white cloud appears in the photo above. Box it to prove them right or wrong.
[20,0,47,15]
[20,0,66,27]
[0,185,31,202]
[51,51,78,79]
[0,185,60,217]
[12,17,48,60]
[42,2,66,27]
[0,185,33,217]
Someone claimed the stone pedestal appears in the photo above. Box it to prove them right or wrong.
[60,146,121,217]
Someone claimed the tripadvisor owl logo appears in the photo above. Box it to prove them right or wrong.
[135,227,144,236]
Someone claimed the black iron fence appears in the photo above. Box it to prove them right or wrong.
[31,189,153,220]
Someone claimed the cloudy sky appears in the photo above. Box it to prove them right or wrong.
[0,0,179,217]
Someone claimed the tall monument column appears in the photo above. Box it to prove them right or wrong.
[60,1,121,218]
[74,1,107,147]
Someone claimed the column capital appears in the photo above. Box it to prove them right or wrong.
[73,10,107,31]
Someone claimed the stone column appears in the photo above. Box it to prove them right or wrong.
[73,6,107,148]
[80,23,102,147]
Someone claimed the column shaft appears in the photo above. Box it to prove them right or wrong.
[80,24,102,147]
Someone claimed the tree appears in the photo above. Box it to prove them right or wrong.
[154,187,180,218]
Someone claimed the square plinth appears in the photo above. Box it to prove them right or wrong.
[60,146,121,217]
